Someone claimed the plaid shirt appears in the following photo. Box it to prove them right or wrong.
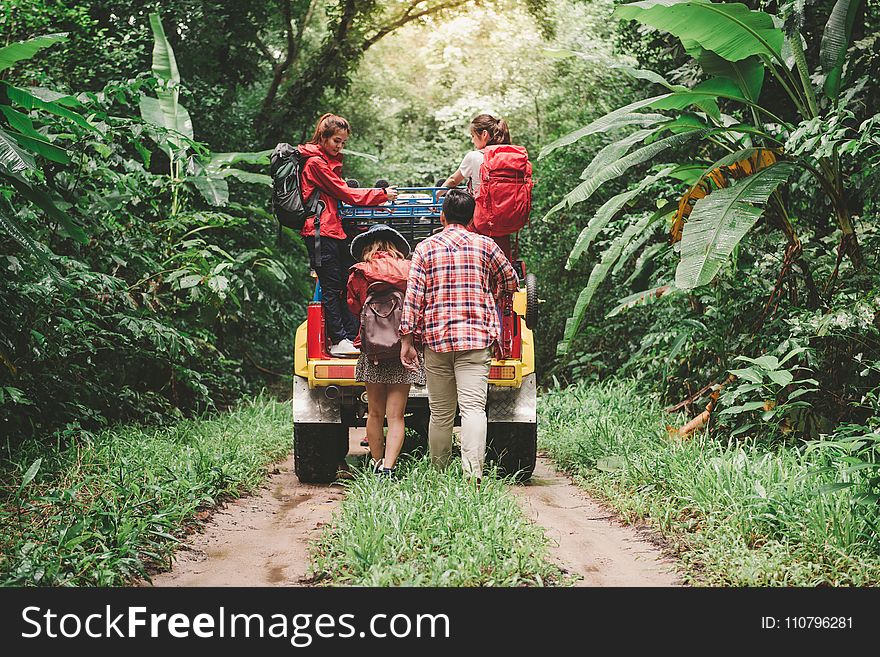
[399,224,520,353]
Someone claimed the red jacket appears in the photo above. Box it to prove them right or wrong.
[298,143,388,240]
[347,251,411,318]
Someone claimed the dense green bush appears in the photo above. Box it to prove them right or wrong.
[1,29,309,443]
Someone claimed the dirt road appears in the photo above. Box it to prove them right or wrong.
[150,433,679,587]
[512,458,679,586]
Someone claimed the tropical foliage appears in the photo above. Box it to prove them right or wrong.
[1,14,308,442]
[539,0,879,445]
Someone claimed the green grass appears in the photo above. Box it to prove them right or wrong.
[0,395,291,586]
[539,379,880,586]
[310,458,568,586]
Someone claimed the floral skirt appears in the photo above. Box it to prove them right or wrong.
[356,351,426,386]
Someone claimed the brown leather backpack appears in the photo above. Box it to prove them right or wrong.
[360,282,403,363]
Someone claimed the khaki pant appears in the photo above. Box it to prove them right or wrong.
[424,347,492,479]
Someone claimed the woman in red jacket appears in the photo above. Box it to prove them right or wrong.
[347,224,425,477]
[300,113,398,357]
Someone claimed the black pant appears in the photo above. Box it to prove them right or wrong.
[304,235,359,343]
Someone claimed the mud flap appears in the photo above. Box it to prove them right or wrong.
[487,373,537,423]
[293,376,341,423]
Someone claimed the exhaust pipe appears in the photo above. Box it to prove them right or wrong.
[324,385,340,400]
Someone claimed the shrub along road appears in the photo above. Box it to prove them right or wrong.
[150,432,679,587]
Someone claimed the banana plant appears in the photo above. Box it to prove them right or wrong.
[140,13,271,213]
[0,32,95,268]
[544,0,876,354]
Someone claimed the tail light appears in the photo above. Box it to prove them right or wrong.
[489,365,516,380]
[314,365,356,380]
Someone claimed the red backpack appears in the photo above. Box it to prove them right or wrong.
[472,144,533,237]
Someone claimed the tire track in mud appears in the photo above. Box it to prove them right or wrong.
[148,452,344,587]
[147,435,680,587]
[510,458,681,586]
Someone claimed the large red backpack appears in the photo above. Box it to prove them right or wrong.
[472,144,533,237]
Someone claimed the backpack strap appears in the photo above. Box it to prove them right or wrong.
[313,199,324,264]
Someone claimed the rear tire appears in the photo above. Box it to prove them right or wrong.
[486,422,537,483]
[294,423,348,483]
[525,273,538,331]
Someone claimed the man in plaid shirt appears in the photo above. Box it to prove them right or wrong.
[400,189,519,481]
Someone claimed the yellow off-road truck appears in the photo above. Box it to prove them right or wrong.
[292,187,538,482]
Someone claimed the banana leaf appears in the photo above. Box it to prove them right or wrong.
[206,150,272,172]
[0,128,36,173]
[149,13,180,85]
[566,168,674,269]
[563,212,657,340]
[667,163,709,184]
[539,97,671,159]
[652,114,707,138]
[25,87,82,107]
[580,128,659,180]
[820,0,863,99]
[0,34,67,73]
[1,82,95,132]
[615,0,784,63]
[606,284,679,318]
[3,172,88,244]
[218,169,272,186]
[675,161,795,289]
[8,132,69,165]
[551,129,706,215]
[189,176,229,206]
[142,13,193,158]
[624,241,670,285]
[0,197,62,280]
[340,148,380,162]
[0,108,69,164]
[139,95,193,158]
[612,217,664,275]
[694,49,764,103]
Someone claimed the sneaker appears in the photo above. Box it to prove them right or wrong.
[379,466,397,479]
[330,338,360,357]
[370,457,384,475]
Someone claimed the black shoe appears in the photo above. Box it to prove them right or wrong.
[379,466,397,479]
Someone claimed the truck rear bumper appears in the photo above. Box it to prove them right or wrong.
[293,373,536,424]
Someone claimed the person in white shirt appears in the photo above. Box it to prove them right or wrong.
[439,114,514,260]
[440,114,511,196]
